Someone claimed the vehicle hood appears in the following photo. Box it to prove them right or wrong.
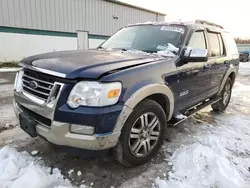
[21,50,165,79]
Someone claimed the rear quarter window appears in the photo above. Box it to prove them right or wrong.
[223,32,239,55]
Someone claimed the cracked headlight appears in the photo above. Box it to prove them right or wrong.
[67,81,121,108]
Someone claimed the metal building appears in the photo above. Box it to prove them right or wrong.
[237,44,250,53]
[0,0,166,61]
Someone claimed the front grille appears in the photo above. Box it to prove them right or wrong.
[22,69,60,101]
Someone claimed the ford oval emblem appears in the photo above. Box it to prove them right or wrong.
[29,81,38,89]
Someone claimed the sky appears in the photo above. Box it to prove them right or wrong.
[121,0,249,38]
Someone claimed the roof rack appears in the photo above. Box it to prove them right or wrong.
[195,20,224,29]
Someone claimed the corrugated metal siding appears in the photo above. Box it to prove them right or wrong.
[85,0,162,36]
[0,0,165,36]
[237,44,250,52]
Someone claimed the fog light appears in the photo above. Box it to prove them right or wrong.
[70,124,94,135]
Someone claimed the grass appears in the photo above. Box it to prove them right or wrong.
[0,61,20,68]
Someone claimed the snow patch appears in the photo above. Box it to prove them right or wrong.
[157,43,179,57]
[125,49,153,56]
[0,146,82,188]
[157,143,247,188]
[77,171,82,176]
[239,62,250,76]
[175,113,187,120]
[31,150,38,155]
[156,114,250,188]
[68,169,74,175]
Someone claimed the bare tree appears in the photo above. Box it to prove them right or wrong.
[235,37,250,44]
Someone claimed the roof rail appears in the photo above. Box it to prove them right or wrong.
[195,20,224,29]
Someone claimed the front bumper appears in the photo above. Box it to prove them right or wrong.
[13,68,133,150]
[14,101,121,150]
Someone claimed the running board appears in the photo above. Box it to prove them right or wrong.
[168,97,222,127]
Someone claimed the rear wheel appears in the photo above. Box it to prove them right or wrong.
[212,77,232,112]
[114,99,167,167]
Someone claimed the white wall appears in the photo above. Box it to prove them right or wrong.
[0,32,77,61]
[0,32,107,62]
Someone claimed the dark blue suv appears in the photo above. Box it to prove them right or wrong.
[13,20,239,166]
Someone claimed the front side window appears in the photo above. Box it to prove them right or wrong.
[207,32,221,57]
[101,25,186,54]
[188,31,206,49]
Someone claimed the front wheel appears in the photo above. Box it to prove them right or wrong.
[212,77,233,112]
[114,99,167,167]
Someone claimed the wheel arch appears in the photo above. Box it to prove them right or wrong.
[219,68,237,94]
[113,84,174,133]
[146,93,170,121]
[229,72,236,84]
[123,84,174,120]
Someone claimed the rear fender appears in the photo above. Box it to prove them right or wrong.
[219,65,237,94]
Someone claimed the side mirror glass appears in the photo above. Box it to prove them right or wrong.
[184,47,208,62]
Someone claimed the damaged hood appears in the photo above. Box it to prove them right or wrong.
[21,50,165,79]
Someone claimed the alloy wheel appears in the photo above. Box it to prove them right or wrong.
[128,112,161,157]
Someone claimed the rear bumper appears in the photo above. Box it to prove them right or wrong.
[13,101,121,150]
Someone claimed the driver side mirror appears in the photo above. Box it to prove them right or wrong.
[184,47,208,62]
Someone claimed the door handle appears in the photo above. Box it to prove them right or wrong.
[203,64,211,69]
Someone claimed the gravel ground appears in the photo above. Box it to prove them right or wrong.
[0,72,18,132]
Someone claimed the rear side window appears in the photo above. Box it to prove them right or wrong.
[223,32,238,55]
[218,34,225,56]
[207,32,221,57]
[188,31,206,49]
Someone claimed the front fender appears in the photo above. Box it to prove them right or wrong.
[123,83,174,119]
[113,83,174,133]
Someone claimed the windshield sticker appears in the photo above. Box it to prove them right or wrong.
[160,26,185,34]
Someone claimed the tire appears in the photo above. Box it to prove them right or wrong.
[212,77,233,112]
[243,54,248,62]
[114,99,167,167]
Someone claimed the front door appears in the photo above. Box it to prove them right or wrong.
[175,30,211,111]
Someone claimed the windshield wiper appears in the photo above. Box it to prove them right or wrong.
[97,46,104,49]
[111,47,137,52]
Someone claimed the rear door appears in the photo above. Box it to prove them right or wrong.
[206,31,228,94]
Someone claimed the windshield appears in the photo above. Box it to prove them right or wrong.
[100,25,185,54]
